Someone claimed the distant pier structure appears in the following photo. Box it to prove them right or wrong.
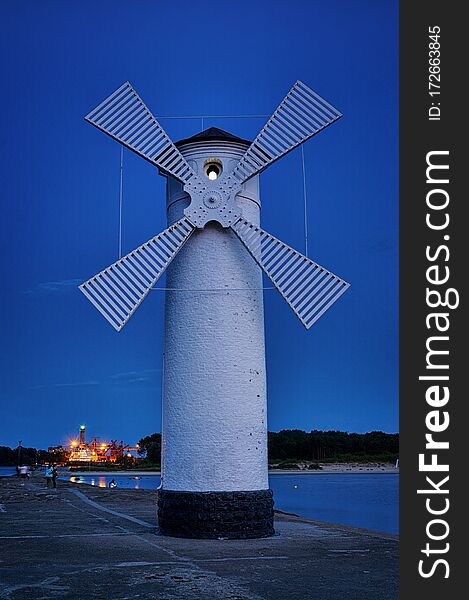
[48,425,139,464]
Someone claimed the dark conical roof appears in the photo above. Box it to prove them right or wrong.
[176,127,251,147]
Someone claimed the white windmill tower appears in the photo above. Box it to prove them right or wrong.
[80,81,349,538]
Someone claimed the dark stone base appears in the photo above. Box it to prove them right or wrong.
[157,489,275,539]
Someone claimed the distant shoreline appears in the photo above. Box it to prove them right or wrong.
[64,463,399,477]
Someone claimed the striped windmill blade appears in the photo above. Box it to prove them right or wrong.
[231,81,342,185]
[85,82,198,185]
[232,218,349,330]
[79,217,194,331]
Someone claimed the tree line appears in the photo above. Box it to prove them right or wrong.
[1,430,398,466]
[268,430,398,462]
[136,430,398,466]
[0,446,49,466]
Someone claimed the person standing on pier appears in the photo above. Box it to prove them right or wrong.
[44,464,53,488]
[51,465,58,489]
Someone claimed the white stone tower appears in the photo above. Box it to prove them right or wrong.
[79,81,349,539]
[159,129,272,537]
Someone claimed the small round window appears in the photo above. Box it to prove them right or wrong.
[204,159,223,180]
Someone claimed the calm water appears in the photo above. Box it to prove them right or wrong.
[0,467,17,477]
[63,472,399,534]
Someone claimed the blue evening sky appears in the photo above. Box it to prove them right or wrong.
[1,0,398,449]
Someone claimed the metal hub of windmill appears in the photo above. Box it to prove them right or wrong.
[80,80,349,332]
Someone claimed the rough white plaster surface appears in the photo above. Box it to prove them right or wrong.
[161,141,268,492]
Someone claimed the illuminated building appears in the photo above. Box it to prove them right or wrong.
[61,425,139,463]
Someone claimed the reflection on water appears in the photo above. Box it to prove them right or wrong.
[70,476,114,488]
[65,473,399,534]
[68,475,152,492]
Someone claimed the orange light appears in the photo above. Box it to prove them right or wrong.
[71,441,77,447]
[127,453,132,458]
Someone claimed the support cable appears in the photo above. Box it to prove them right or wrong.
[301,145,309,258]
[156,114,269,120]
[118,146,124,259]
[150,287,275,292]
[115,116,310,280]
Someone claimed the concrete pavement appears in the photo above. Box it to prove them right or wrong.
[0,476,398,599]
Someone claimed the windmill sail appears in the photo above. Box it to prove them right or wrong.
[81,80,348,333]
[80,217,194,331]
[232,218,349,329]
[85,82,198,185]
[231,81,342,185]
